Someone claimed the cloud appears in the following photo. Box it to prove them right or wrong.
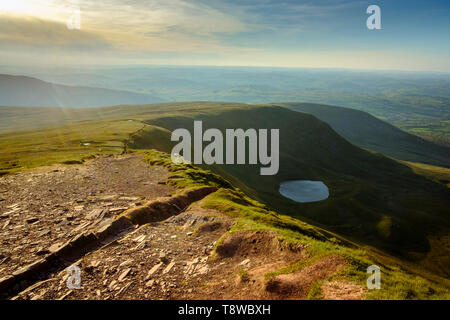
[63,0,252,37]
[0,14,111,51]
[0,0,365,54]
[1,0,449,72]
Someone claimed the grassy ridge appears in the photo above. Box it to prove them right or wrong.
[281,102,450,168]
[139,107,449,252]
[140,149,450,299]
[0,119,144,175]
[0,102,244,173]
[125,106,449,278]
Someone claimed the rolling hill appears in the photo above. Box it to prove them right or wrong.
[0,74,163,108]
[280,102,450,168]
[18,66,449,145]
[0,102,449,278]
[126,105,450,277]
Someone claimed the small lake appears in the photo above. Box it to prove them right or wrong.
[279,180,329,203]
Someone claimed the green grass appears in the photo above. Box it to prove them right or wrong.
[127,105,449,278]
[402,161,450,187]
[281,102,450,168]
[140,149,450,299]
[237,269,249,282]
[0,119,145,174]
[0,102,245,173]
[1,102,449,297]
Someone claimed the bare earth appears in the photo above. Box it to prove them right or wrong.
[0,154,364,300]
[0,154,173,276]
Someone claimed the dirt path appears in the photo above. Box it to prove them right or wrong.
[0,154,173,277]
[0,154,363,300]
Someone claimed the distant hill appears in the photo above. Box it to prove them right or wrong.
[281,102,450,168]
[0,74,164,108]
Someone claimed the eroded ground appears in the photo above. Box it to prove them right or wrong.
[1,154,364,300]
[0,154,173,276]
[10,203,364,300]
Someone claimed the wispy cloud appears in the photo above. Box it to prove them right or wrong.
[0,15,110,50]
[0,0,449,71]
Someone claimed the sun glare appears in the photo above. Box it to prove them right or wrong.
[1,1,34,14]
[0,0,59,19]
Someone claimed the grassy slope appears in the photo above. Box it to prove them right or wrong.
[0,102,448,280]
[0,119,143,174]
[280,102,450,168]
[140,149,450,299]
[0,103,243,173]
[132,106,449,278]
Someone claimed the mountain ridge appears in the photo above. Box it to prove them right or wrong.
[280,102,450,168]
[0,74,164,108]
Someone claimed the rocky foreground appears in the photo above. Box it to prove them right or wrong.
[0,154,365,300]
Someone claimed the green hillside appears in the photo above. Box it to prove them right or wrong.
[1,102,449,279]
[280,102,450,168]
[130,106,450,277]
[139,149,450,299]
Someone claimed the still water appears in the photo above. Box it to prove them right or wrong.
[279,180,329,203]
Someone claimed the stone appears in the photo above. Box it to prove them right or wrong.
[2,220,10,229]
[86,209,104,220]
[163,261,175,274]
[119,196,140,201]
[26,217,39,224]
[145,279,155,288]
[108,280,117,290]
[239,259,250,266]
[37,229,50,237]
[133,235,146,243]
[36,247,50,256]
[134,240,148,250]
[159,252,169,264]
[118,268,131,282]
[146,263,163,279]
[48,243,63,253]
[119,259,133,267]
[196,265,209,275]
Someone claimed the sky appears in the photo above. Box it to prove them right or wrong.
[0,0,449,72]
